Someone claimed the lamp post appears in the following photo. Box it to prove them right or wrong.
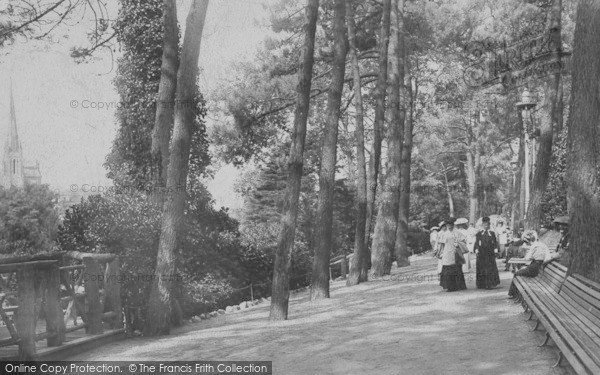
[516,88,537,221]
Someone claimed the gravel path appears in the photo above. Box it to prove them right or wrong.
[69,256,572,375]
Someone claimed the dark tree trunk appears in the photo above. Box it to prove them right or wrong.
[365,0,391,271]
[149,0,182,326]
[566,0,600,282]
[310,0,347,300]
[395,76,414,267]
[270,0,320,321]
[144,0,209,336]
[370,0,405,277]
[347,0,368,286]
[150,0,178,188]
[525,0,562,231]
[512,135,524,234]
[466,150,477,224]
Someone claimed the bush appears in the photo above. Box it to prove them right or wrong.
[57,189,251,330]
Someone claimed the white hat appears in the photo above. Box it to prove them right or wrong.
[455,218,468,225]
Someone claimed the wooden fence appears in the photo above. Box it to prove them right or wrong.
[0,251,123,359]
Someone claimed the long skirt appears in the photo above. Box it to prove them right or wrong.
[476,253,501,289]
[437,259,443,274]
[508,260,543,297]
[440,264,467,292]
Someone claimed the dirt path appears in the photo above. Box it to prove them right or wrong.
[69,256,571,375]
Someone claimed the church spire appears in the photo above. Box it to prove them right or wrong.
[8,78,21,152]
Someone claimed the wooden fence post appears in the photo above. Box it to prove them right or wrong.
[17,266,37,359]
[104,258,123,329]
[45,262,64,346]
[82,257,103,334]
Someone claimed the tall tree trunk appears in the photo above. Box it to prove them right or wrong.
[394,75,414,267]
[144,0,209,336]
[150,0,178,188]
[370,0,405,277]
[270,0,320,321]
[347,0,368,286]
[466,150,478,223]
[511,136,524,234]
[149,0,181,324]
[525,0,562,231]
[365,0,391,270]
[310,0,347,300]
[566,0,600,282]
[441,164,454,218]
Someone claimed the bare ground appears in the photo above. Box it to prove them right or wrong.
[69,256,572,375]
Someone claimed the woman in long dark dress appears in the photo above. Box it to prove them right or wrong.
[474,216,501,289]
[439,218,467,292]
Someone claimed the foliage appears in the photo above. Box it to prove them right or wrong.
[105,0,210,190]
[56,187,263,329]
[541,127,567,225]
[0,184,60,255]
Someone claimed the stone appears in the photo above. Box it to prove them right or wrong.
[225,306,235,313]
[209,311,218,317]
[217,309,225,314]
[199,313,207,319]
[239,301,247,309]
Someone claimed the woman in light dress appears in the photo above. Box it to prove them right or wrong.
[439,218,467,292]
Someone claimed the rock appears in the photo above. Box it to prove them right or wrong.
[217,309,225,314]
[225,306,235,313]
[133,330,142,336]
[239,301,248,309]
[209,311,218,318]
[266,296,271,301]
[191,316,200,322]
[261,297,269,303]
[234,305,240,311]
[199,313,207,319]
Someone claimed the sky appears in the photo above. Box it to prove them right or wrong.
[0,0,276,209]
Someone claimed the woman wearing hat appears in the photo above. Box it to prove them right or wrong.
[474,216,501,289]
[508,230,549,298]
[430,226,440,254]
[438,218,467,292]
[435,221,447,275]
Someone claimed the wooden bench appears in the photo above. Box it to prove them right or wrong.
[512,261,600,374]
[507,257,529,272]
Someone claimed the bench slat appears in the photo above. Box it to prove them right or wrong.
[517,277,600,374]
[563,279,600,318]
[528,278,600,364]
[514,278,593,375]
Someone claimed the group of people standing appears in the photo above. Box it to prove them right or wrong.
[430,215,571,297]
[431,216,502,292]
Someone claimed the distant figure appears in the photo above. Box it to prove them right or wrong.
[435,221,447,276]
[455,218,471,273]
[496,220,508,259]
[553,216,570,267]
[508,230,548,298]
[474,216,501,289]
[430,226,440,253]
[439,218,467,292]
[466,223,477,253]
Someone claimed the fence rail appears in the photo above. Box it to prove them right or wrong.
[0,251,123,359]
